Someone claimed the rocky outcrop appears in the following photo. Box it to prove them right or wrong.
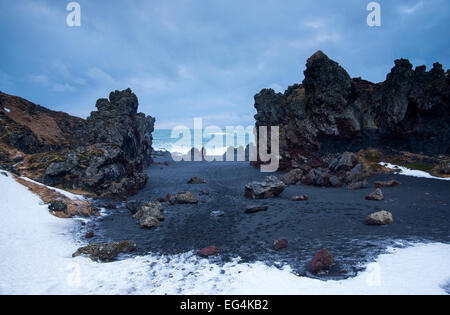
[1,89,155,199]
[72,240,137,262]
[253,51,450,170]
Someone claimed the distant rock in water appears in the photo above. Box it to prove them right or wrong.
[0,89,155,199]
[253,51,450,170]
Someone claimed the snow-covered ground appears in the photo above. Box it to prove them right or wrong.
[381,162,450,181]
[1,170,449,295]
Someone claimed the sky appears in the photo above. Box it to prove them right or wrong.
[0,0,449,129]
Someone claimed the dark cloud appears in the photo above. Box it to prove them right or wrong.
[0,0,449,128]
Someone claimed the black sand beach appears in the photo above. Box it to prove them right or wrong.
[89,153,450,279]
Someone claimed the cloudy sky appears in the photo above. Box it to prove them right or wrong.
[0,0,449,128]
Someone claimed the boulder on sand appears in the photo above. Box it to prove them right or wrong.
[133,201,164,229]
[310,249,334,274]
[364,210,394,225]
[245,176,286,199]
[366,188,384,201]
[375,179,401,188]
[170,191,199,204]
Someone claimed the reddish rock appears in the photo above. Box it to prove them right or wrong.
[85,231,94,239]
[199,246,220,258]
[292,195,309,201]
[310,249,334,274]
[201,199,207,204]
[375,179,401,188]
[164,161,170,166]
[273,239,288,251]
[156,197,167,203]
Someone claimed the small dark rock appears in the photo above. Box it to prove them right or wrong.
[292,195,309,201]
[85,231,95,239]
[346,180,368,190]
[211,210,225,217]
[72,240,137,262]
[199,189,211,196]
[364,210,394,225]
[245,205,269,214]
[156,197,167,203]
[187,176,207,184]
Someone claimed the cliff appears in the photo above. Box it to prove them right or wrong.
[254,51,450,171]
[0,88,155,199]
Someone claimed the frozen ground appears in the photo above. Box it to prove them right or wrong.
[381,162,450,181]
[0,170,449,294]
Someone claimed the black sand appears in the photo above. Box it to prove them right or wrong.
[89,154,450,278]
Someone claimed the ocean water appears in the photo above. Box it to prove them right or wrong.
[153,129,256,156]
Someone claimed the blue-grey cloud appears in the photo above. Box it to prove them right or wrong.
[0,0,449,128]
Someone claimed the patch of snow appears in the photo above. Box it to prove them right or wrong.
[1,170,450,295]
[19,176,86,200]
[380,162,450,181]
[3,107,10,113]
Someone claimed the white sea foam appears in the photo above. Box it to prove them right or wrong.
[1,170,449,295]
[380,162,450,181]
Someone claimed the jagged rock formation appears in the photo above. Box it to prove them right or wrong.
[0,89,155,199]
[254,51,450,170]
